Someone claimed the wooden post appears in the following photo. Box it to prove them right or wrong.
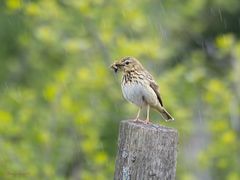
[114,120,178,180]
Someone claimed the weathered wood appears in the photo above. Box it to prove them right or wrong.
[114,120,178,180]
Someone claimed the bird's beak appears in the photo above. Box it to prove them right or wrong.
[110,61,123,73]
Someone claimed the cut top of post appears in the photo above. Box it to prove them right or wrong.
[121,120,178,134]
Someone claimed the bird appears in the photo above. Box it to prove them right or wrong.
[110,56,174,124]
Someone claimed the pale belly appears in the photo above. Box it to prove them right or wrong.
[121,82,158,107]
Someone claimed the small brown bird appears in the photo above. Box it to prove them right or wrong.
[110,56,174,124]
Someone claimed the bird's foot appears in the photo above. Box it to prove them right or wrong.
[133,118,144,123]
[144,119,150,124]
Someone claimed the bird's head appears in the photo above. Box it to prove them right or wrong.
[110,56,144,73]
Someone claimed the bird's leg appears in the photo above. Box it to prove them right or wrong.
[145,105,150,124]
[134,107,141,122]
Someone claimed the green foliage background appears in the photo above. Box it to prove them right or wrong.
[0,0,240,179]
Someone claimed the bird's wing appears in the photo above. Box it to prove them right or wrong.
[145,71,164,107]
[150,81,163,107]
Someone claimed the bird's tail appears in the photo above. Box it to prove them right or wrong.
[157,106,174,121]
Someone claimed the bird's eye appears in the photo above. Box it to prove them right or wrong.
[125,61,130,65]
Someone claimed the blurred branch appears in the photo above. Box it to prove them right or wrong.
[230,55,240,132]
[83,17,111,66]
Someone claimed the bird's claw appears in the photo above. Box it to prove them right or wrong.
[133,119,144,123]
[144,121,150,124]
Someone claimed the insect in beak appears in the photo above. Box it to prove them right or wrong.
[110,63,118,73]
[110,62,124,73]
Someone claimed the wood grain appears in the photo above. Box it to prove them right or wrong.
[114,120,178,180]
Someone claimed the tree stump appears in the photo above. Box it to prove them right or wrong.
[114,120,178,180]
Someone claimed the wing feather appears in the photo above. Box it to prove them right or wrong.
[149,82,163,106]
[144,71,164,107]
